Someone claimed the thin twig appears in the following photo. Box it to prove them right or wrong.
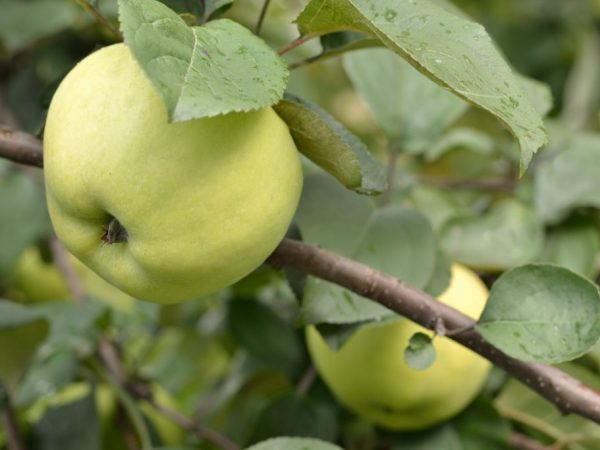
[296,365,317,395]
[379,151,398,206]
[49,237,86,303]
[0,388,27,450]
[278,35,315,55]
[509,432,550,450]
[75,0,122,40]
[255,0,272,35]
[266,239,600,425]
[288,52,325,70]
[147,399,241,450]
[424,176,517,192]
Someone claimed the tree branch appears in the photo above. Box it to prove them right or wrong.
[267,238,600,425]
[3,127,600,427]
[0,126,43,167]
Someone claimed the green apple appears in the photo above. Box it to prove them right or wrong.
[9,246,136,312]
[10,247,69,302]
[43,43,303,304]
[306,264,491,431]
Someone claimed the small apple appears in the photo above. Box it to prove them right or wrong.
[10,247,69,303]
[43,43,303,304]
[9,245,136,312]
[306,264,491,430]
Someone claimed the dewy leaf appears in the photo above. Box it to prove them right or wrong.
[246,437,344,450]
[535,132,600,224]
[404,332,436,370]
[119,0,287,120]
[440,199,544,271]
[477,265,600,364]
[296,174,437,325]
[274,94,386,194]
[296,0,548,174]
[343,48,467,152]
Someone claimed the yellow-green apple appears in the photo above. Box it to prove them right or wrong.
[43,43,303,304]
[306,264,491,430]
[9,246,136,312]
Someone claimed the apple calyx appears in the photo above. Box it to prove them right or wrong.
[102,217,128,245]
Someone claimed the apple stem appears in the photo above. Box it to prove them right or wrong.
[102,217,128,244]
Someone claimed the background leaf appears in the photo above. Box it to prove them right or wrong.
[119,0,287,120]
[477,265,600,364]
[0,300,49,389]
[296,0,547,173]
[343,47,467,152]
[535,132,600,224]
[274,95,386,194]
[496,363,600,450]
[246,437,344,450]
[296,174,437,325]
[439,199,544,271]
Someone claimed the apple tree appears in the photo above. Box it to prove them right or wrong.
[1,0,600,449]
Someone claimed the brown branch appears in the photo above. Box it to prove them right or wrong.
[267,238,600,425]
[4,128,600,427]
[296,365,317,395]
[0,126,43,167]
[509,432,550,450]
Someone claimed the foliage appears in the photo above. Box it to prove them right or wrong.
[1,0,600,449]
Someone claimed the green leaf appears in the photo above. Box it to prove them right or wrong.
[410,185,472,233]
[205,0,235,18]
[538,215,599,280]
[476,265,600,364]
[495,363,600,450]
[517,74,553,117]
[439,199,543,271]
[34,301,108,358]
[252,393,338,443]
[16,351,78,407]
[246,437,344,450]
[535,132,600,224]
[119,0,287,120]
[296,0,547,173]
[273,95,386,195]
[32,391,100,450]
[343,48,467,152]
[0,0,78,53]
[0,300,49,389]
[453,396,511,450]
[0,173,50,276]
[423,249,451,297]
[296,174,437,325]
[228,298,304,375]
[391,425,462,449]
[404,332,436,370]
[425,127,494,162]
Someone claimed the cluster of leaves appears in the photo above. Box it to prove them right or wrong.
[2,0,600,449]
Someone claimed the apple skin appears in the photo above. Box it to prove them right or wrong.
[43,43,303,304]
[306,264,491,431]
